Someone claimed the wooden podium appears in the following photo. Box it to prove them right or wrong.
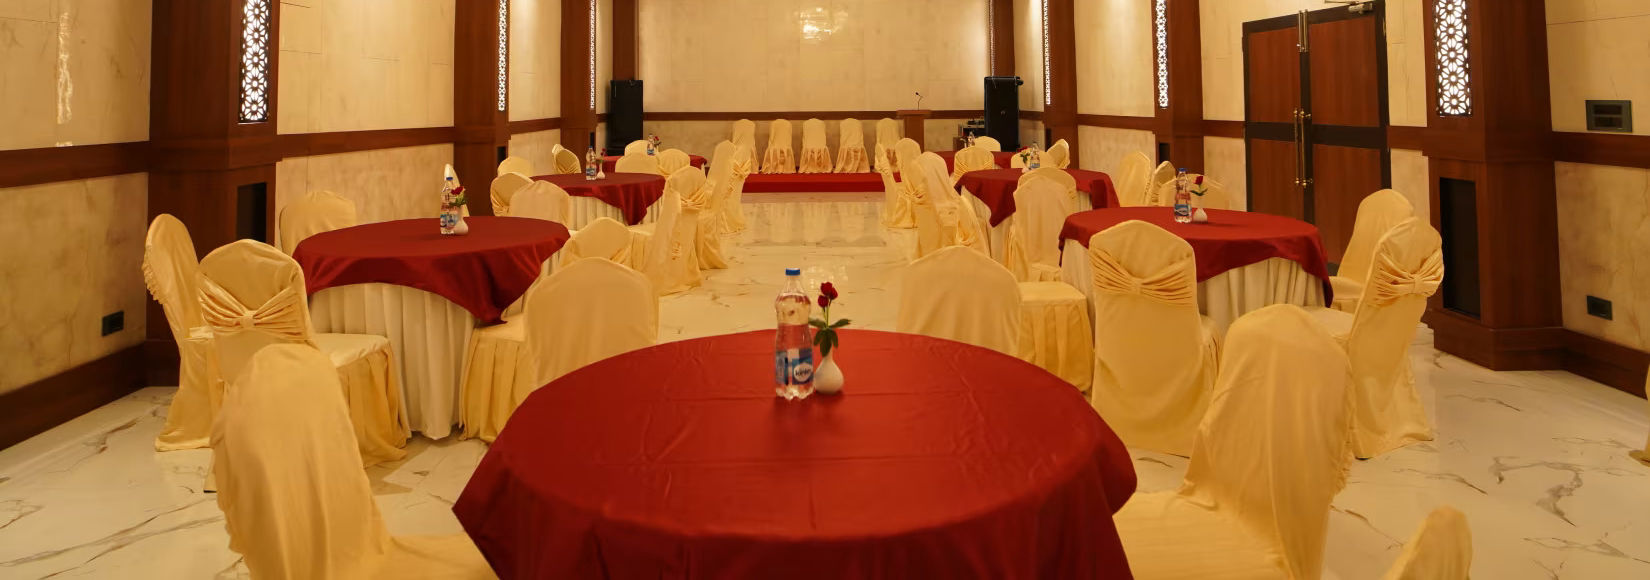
[896,109,931,149]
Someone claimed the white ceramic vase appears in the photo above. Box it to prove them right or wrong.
[1192,207,1209,223]
[453,214,470,235]
[814,353,844,395]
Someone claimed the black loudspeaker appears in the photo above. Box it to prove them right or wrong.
[984,76,1023,150]
[606,79,644,153]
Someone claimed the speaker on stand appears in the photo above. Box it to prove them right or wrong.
[606,79,644,154]
[984,76,1023,151]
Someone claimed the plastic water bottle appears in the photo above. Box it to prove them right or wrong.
[1173,168,1192,223]
[1028,143,1042,170]
[774,268,815,400]
[584,133,600,181]
[440,177,458,235]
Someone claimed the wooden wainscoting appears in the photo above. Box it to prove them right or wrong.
[0,142,151,189]
[0,346,146,450]
[643,110,984,122]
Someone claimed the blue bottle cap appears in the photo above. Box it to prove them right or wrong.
[785,268,802,276]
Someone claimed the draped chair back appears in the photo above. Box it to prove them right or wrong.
[1340,189,1416,287]
[798,118,832,173]
[1114,151,1154,206]
[641,168,704,294]
[212,344,391,580]
[1019,167,1077,199]
[763,118,796,173]
[1149,172,1216,209]
[146,215,205,340]
[1042,139,1071,169]
[615,153,660,174]
[498,156,533,177]
[875,118,900,152]
[974,136,1002,152]
[277,191,357,255]
[897,246,1022,355]
[1143,161,1176,205]
[198,240,318,384]
[802,118,828,149]
[510,181,572,224]
[1088,220,1217,455]
[723,143,755,232]
[559,217,634,267]
[657,148,692,176]
[1343,218,1443,457]
[1382,506,1473,580]
[911,153,956,258]
[1006,177,1077,281]
[624,140,650,156]
[702,141,738,221]
[731,119,759,171]
[490,172,534,216]
[1179,305,1351,580]
[551,144,582,174]
[951,146,998,179]
[835,118,869,173]
[875,144,907,226]
[525,258,658,385]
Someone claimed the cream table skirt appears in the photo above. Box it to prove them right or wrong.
[1060,240,1325,335]
[962,187,1094,263]
[566,196,663,230]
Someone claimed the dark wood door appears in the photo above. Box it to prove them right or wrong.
[1243,3,1388,265]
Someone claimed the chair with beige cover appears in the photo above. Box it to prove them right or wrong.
[834,118,869,173]
[630,168,703,294]
[898,246,1023,356]
[886,138,926,231]
[731,119,759,173]
[1307,218,1442,459]
[144,215,222,451]
[197,240,407,467]
[1636,372,1650,467]
[918,152,986,254]
[459,257,656,442]
[550,144,582,174]
[656,148,692,176]
[1381,506,1472,580]
[277,191,357,255]
[510,181,572,225]
[489,172,534,216]
[557,217,635,268]
[1148,172,1224,211]
[876,146,910,228]
[1005,176,1078,282]
[213,344,492,579]
[614,153,660,175]
[1330,189,1416,312]
[498,156,533,177]
[1042,139,1072,169]
[1088,220,1219,456]
[1114,304,1351,580]
[908,153,953,259]
[1113,152,1154,207]
[1017,279,1094,393]
[951,145,998,180]
[1142,161,1177,206]
[975,136,1002,152]
[695,141,738,269]
[875,118,900,155]
[762,119,796,173]
[720,143,755,234]
[798,118,832,173]
[624,140,650,156]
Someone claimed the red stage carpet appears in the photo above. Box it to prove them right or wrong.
[741,173,886,193]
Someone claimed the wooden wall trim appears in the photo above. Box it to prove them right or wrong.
[1020,110,1044,121]
[507,118,564,135]
[1553,132,1650,170]
[0,345,145,450]
[642,110,984,122]
[1388,125,1426,151]
[1563,330,1650,398]
[1075,114,1156,132]
[276,127,456,159]
[0,142,151,189]
[1202,120,1244,139]
[989,0,1015,76]
[611,0,637,80]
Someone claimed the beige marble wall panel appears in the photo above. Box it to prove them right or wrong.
[277,0,454,135]
[1019,120,1045,153]
[0,174,148,393]
[274,145,456,245]
[1386,0,1426,127]
[1075,0,1153,117]
[638,0,986,112]
[0,0,150,150]
[506,129,564,175]
[1202,136,1247,211]
[1015,0,1045,112]
[1389,148,1429,224]
[1555,162,1650,349]
[510,0,562,121]
[1076,126,1154,175]
[1546,5,1650,135]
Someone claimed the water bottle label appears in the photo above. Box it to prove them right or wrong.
[775,349,814,385]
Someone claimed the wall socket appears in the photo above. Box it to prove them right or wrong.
[101,311,124,336]
[1586,296,1613,320]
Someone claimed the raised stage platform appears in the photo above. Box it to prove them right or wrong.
[741,173,886,193]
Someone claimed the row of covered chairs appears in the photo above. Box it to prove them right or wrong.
[736,117,885,174]
[1111,151,1234,210]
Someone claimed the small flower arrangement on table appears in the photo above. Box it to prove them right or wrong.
[809,282,851,359]
[449,185,469,209]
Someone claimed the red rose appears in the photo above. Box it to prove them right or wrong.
[820,282,839,300]
[817,295,831,309]
[1193,176,1204,186]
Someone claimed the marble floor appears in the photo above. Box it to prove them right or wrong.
[2,228,1648,579]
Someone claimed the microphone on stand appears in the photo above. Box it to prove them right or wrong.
[915,92,924,110]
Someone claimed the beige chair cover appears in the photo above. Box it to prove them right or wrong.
[1088,221,1219,456]
[721,143,755,234]
[1116,304,1352,580]
[1005,176,1077,282]
[877,146,914,228]
[1020,167,1077,197]
[875,118,900,154]
[198,240,407,467]
[975,136,1002,152]
[277,191,357,255]
[657,148,692,176]
[614,153,660,175]
[489,172,534,216]
[1330,189,1416,312]
[910,153,958,259]
[1637,372,1650,466]
[624,140,650,156]
[1141,161,1177,206]
[1017,281,1094,392]
[213,344,492,579]
[498,156,533,178]
[762,119,796,173]
[732,119,759,172]
[1114,151,1154,206]
[1200,176,1233,211]
[1381,506,1473,580]
[696,141,738,269]
[145,215,222,451]
[1042,139,1072,169]
[526,258,658,385]
[630,168,702,294]
[897,246,1022,356]
[951,146,998,180]
[1309,218,1442,458]
[510,180,572,224]
[954,189,991,255]
[558,217,635,268]
[551,144,583,174]
[834,118,869,173]
[798,118,832,173]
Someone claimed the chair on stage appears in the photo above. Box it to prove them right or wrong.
[1329,189,1416,312]
[489,172,534,216]
[550,144,582,175]
[498,156,533,177]
[732,119,759,173]
[835,118,869,173]
[145,215,222,452]
[615,153,660,175]
[657,148,692,176]
[799,118,833,173]
[278,190,357,255]
[762,119,796,173]
[875,117,900,157]
[898,246,1023,357]
[1113,151,1154,207]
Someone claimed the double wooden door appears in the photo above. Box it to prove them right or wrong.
[1243,2,1388,265]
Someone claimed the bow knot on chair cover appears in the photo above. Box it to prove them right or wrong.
[1368,251,1443,305]
[1090,250,1197,305]
[200,280,314,345]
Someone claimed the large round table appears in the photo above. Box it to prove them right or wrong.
[601,154,706,174]
[1058,207,1330,333]
[955,168,1121,262]
[453,330,1137,579]
[295,217,570,438]
[534,172,667,227]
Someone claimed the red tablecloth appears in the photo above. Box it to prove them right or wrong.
[956,168,1121,226]
[934,150,1019,173]
[1060,207,1333,299]
[741,172,888,193]
[453,330,1136,579]
[293,217,569,324]
[601,154,706,174]
[533,172,665,225]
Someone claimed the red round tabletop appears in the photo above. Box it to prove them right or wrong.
[1059,207,1333,298]
[453,330,1137,579]
[534,172,666,225]
[292,216,568,324]
[956,168,1121,226]
[934,150,1017,173]
[600,154,706,174]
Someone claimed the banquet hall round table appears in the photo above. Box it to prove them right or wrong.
[955,168,1121,262]
[1058,207,1330,333]
[453,330,1137,579]
[533,172,667,227]
[934,149,1017,172]
[601,153,706,174]
[295,217,570,438]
